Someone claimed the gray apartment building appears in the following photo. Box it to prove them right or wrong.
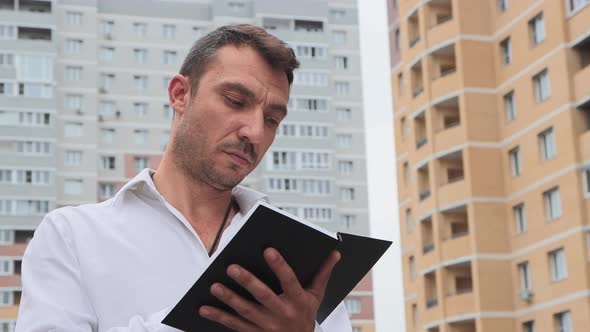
[0,0,373,330]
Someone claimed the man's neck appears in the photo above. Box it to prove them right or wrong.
[151,154,236,240]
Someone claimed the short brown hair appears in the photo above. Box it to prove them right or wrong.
[179,24,299,95]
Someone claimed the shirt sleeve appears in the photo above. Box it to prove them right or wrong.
[15,215,177,332]
[317,303,353,332]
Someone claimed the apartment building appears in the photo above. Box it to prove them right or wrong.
[0,0,373,330]
[388,0,590,331]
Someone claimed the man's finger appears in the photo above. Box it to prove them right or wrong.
[199,305,258,332]
[225,264,286,314]
[263,247,305,299]
[209,282,268,327]
[307,250,341,301]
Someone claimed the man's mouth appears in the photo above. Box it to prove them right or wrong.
[224,151,253,166]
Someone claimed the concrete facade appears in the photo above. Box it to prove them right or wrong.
[389,0,590,331]
[0,0,373,330]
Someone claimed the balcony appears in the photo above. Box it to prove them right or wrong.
[427,0,453,29]
[414,111,428,149]
[430,44,459,98]
[263,17,327,44]
[0,0,13,10]
[424,271,438,309]
[448,319,476,332]
[417,164,431,202]
[411,60,425,99]
[408,10,421,49]
[444,261,473,297]
[433,96,460,133]
[421,216,434,255]
[438,150,464,185]
[441,205,468,241]
[18,27,51,41]
[580,129,590,161]
[20,0,51,13]
[573,35,590,106]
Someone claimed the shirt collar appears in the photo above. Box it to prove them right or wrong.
[112,168,269,214]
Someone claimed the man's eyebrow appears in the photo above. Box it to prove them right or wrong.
[218,82,255,99]
[268,103,288,119]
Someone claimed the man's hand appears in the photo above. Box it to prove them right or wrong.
[198,248,341,332]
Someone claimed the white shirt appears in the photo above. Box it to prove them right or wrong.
[16,169,352,332]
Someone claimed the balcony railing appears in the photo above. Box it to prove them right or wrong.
[413,85,424,98]
[409,35,421,47]
[416,137,428,149]
[423,242,434,254]
[426,297,438,308]
[419,190,431,201]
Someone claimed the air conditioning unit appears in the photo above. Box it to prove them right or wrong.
[115,110,121,118]
[518,289,534,302]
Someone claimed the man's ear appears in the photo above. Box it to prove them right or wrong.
[168,74,191,117]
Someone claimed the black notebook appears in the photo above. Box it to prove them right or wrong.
[162,202,392,332]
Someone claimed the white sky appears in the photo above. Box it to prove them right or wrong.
[357,1,405,331]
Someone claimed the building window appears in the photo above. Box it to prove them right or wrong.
[133,22,147,37]
[134,129,149,145]
[498,0,509,12]
[64,122,83,137]
[344,298,361,314]
[301,179,332,196]
[164,104,173,120]
[100,156,116,170]
[409,256,416,281]
[338,161,353,175]
[0,230,14,245]
[303,207,332,222]
[162,50,177,65]
[406,208,414,233]
[297,98,328,112]
[300,152,331,169]
[100,128,115,143]
[500,37,512,65]
[334,56,348,70]
[0,260,12,275]
[340,214,356,229]
[65,94,82,111]
[99,101,116,116]
[294,71,329,87]
[268,178,298,193]
[0,25,16,40]
[509,146,521,176]
[533,69,551,102]
[134,157,149,171]
[335,81,350,96]
[336,108,352,121]
[504,91,516,121]
[193,27,205,39]
[271,151,297,171]
[529,13,545,46]
[65,39,82,54]
[162,24,176,39]
[403,162,410,184]
[549,248,567,281]
[64,179,83,195]
[518,261,531,291]
[16,141,51,156]
[554,311,572,332]
[340,187,355,201]
[64,150,82,166]
[337,134,353,148]
[99,47,114,63]
[99,183,116,199]
[295,45,326,59]
[332,30,347,44]
[66,11,82,26]
[99,20,114,38]
[395,28,401,50]
[539,127,556,160]
[544,187,562,221]
[228,1,245,11]
[514,203,527,234]
[330,8,346,19]
[569,0,590,13]
[0,53,14,67]
[100,73,115,91]
[133,49,147,64]
[522,321,534,332]
[134,75,148,91]
[134,102,148,117]
[583,168,590,196]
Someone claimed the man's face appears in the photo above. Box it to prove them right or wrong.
[171,45,290,190]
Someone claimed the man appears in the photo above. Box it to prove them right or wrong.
[16,24,352,331]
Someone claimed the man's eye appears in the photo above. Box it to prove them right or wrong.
[224,96,244,107]
[266,117,280,127]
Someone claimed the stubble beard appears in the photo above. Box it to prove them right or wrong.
[171,118,256,191]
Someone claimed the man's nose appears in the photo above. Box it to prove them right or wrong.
[237,108,265,144]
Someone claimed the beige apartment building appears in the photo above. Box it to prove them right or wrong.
[388,0,590,331]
